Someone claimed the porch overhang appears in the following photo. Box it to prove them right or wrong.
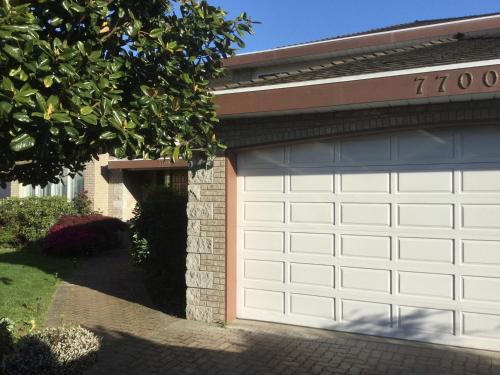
[107,159,188,171]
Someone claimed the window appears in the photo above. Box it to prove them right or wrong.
[22,172,84,201]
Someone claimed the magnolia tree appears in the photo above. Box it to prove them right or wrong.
[0,0,252,186]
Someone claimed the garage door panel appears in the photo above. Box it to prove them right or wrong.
[340,203,391,226]
[398,238,454,264]
[237,127,500,351]
[462,170,500,193]
[462,276,500,304]
[462,312,500,340]
[290,232,334,255]
[289,142,335,164]
[290,172,334,192]
[396,131,455,161]
[341,299,392,327]
[340,172,390,193]
[340,136,391,162]
[290,294,335,319]
[243,260,284,283]
[398,171,453,193]
[341,267,391,294]
[290,202,334,224]
[462,205,500,229]
[289,263,334,288]
[243,201,285,223]
[398,306,455,335]
[340,235,391,260]
[243,174,284,193]
[243,230,284,253]
[462,240,500,266]
[461,127,500,160]
[398,272,454,300]
[243,289,284,313]
[240,147,285,168]
[398,204,454,228]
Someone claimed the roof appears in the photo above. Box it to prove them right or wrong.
[215,35,500,90]
[269,12,500,50]
[225,13,500,68]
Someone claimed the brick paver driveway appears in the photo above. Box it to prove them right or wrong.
[46,250,500,375]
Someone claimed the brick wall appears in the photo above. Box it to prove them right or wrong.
[185,99,500,324]
[218,99,500,149]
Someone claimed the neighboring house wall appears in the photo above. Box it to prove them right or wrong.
[185,98,500,324]
[9,181,22,198]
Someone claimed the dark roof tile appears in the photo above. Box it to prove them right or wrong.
[215,36,500,90]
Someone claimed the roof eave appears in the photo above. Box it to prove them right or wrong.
[225,14,500,69]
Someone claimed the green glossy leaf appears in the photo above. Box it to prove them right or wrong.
[47,95,59,108]
[10,133,35,152]
[80,113,98,125]
[64,126,78,138]
[35,93,47,112]
[51,112,72,123]
[9,66,28,81]
[2,76,14,92]
[0,101,13,117]
[150,28,163,39]
[3,44,23,62]
[70,3,85,12]
[12,112,31,122]
[80,106,93,116]
[99,131,117,140]
[18,86,37,97]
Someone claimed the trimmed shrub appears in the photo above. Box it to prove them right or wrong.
[129,186,187,315]
[45,215,128,256]
[72,190,94,216]
[0,318,15,360]
[129,187,187,266]
[3,326,101,375]
[0,197,77,248]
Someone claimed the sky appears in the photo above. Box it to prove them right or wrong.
[209,0,500,54]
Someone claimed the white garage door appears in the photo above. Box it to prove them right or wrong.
[236,126,500,351]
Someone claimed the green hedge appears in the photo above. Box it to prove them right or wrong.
[0,197,76,248]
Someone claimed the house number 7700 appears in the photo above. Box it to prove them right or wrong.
[415,69,499,95]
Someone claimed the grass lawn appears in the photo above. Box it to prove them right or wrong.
[0,247,78,334]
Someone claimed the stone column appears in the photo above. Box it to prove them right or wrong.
[186,157,226,323]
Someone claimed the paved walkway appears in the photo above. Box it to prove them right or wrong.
[46,250,500,375]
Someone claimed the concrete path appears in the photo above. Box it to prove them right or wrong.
[46,250,500,375]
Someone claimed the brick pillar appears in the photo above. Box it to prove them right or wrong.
[186,157,226,323]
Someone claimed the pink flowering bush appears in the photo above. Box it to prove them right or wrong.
[45,215,128,256]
